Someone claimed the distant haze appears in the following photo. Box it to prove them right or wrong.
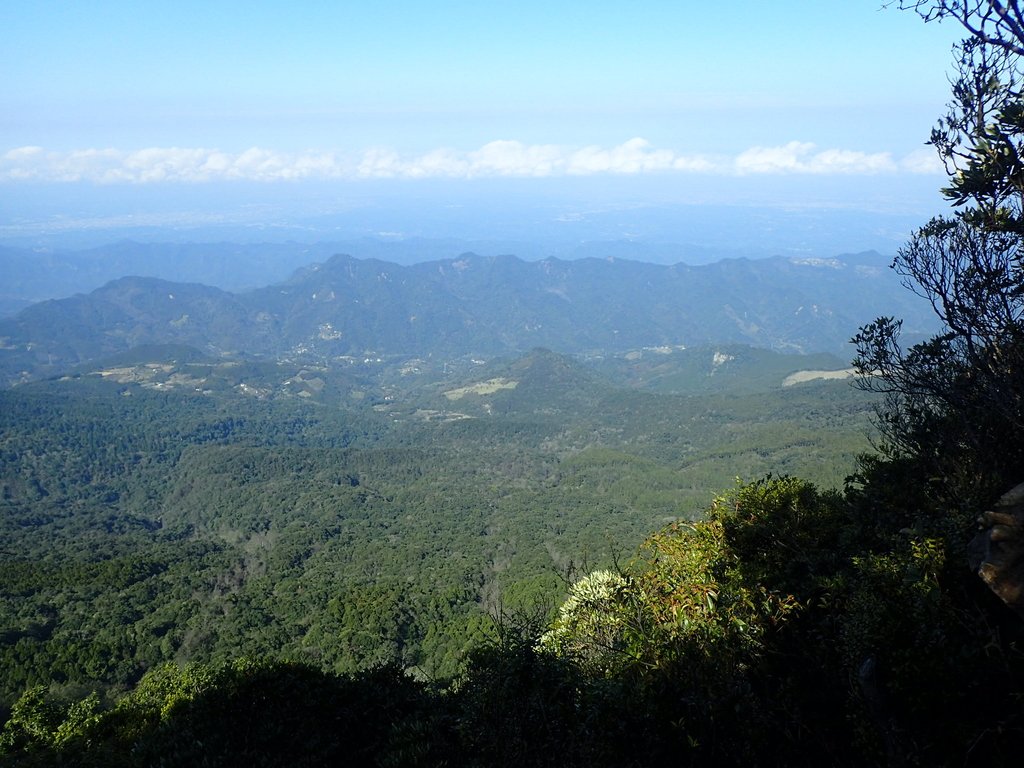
[2,3,963,256]
[1,173,941,257]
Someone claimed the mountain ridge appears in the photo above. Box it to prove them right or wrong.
[0,250,937,386]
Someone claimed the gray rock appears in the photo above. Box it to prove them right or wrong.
[970,482,1024,616]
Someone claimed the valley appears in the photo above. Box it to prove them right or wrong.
[0,334,877,703]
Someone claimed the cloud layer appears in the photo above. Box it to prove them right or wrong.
[1,139,940,184]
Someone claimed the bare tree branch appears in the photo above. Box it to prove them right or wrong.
[893,1,1024,54]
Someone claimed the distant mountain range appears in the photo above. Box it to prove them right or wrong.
[0,239,914,316]
[0,241,343,317]
[0,250,939,386]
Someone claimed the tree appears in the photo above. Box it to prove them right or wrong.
[540,480,806,682]
[896,1,1024,56]
[536,570,631,675]
[931,37,1024,226]
[853,9,1024,503]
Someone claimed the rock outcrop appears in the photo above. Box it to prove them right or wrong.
[970,482,1024,617]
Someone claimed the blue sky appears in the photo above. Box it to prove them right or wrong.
[0,1,968,250]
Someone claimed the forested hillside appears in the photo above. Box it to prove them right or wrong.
[0,249,938,386]
[0,242,889,319]
[0,349,874,709]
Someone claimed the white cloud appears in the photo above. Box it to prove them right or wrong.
[900,146,944,174]
[567,138,695,174]
[468,140,564,177]
[3,145,44,161]
[734,141,898,175]
[0,140,944,183]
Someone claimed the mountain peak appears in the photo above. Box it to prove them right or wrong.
[0,251,939,387]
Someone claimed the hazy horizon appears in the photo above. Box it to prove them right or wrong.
[2,2,966,256]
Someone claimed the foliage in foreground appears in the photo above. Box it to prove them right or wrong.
[5,474,1024,767]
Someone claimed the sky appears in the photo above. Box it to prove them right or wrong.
[0,1,969,253]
